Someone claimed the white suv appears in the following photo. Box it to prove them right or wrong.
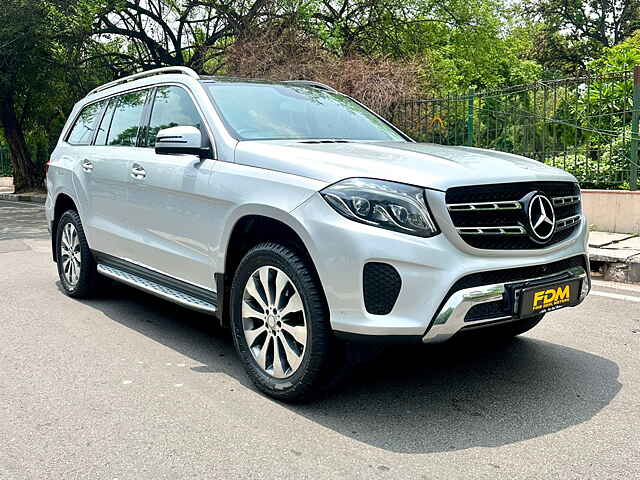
[46,67,591,401]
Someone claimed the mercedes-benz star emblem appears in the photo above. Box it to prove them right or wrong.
[527,193,555,242]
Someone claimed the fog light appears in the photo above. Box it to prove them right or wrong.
[580,276,591,300]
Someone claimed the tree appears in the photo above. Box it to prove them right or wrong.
[520,0,640,75]
[89,0,272,75]
[0,0,104,192]
[0,0,56,191]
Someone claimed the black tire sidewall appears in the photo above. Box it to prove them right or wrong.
[229,243,331,401]
[55,210,96,298]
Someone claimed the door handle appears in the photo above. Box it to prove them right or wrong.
[131,164,146,179]
[81,159,93,173]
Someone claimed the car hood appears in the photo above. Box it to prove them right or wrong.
[233,140,577,191]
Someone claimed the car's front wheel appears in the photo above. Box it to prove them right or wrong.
[55,210,99,298]
[229,242,333,402]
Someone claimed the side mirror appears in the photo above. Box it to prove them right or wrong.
[155,126,208,158]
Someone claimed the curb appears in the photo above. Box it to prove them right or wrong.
[0,193,46,204]
[588,248,640,284]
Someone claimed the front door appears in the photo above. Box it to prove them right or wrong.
[126,85,216,290]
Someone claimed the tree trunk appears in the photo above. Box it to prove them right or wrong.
[0,96,42,193]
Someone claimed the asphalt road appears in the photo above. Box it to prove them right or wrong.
[1,199,639,479]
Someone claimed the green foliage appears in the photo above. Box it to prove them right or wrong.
[517,0,640,76]
[589,31,640,74]
[544,128,631,189]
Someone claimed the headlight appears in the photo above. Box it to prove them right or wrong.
[320,178,439,237]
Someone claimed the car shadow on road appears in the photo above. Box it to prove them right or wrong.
[80,282,622,455]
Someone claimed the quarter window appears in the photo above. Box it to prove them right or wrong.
[66,101,105,145]
[146,86,202,147]
[106,90,148,147]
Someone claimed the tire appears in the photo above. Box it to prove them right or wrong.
[229,242,333,402]
[55,210,99,298]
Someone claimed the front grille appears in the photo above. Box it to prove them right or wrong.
[363,262,401,315]
[446,182,581,250]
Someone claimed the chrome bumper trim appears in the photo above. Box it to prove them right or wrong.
[422,265,589,343]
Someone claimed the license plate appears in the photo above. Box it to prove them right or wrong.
[519,279,581,318]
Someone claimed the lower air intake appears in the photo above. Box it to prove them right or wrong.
[363,262,402,315]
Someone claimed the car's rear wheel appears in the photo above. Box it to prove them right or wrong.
[229,242,333,402]
[55,210,99,298]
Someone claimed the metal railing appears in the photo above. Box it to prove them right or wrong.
[0,147,11,177]
[389,67,639,190]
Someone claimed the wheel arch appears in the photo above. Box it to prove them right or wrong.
[51,192,79,262]
[218,211,328,328]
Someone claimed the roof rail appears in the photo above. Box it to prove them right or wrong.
[284,80,337,93]
[87,66,200,97]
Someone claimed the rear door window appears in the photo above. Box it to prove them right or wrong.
[145,86,202,147]
[94,98,117,146]
[105,90,149,147]
[66,101,106,145]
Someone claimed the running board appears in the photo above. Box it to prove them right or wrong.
[97,264,217,314]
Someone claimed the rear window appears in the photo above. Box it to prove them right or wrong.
[105,90,148,147]
[94,98,118,146]
[66,101,105,145]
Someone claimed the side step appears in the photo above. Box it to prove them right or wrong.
[97,264,217,314]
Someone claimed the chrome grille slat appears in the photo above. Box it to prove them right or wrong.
[556,214,581,231]
[448,201,522,211]
[457,226,527,235]
[552,195,580,207]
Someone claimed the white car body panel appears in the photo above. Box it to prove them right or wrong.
[234,140,576,190]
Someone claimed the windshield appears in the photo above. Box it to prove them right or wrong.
[204,82,406,142]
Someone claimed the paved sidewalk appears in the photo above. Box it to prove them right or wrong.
[588,231,640,283]
[0,184,46,204]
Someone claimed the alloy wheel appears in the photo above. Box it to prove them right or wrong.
[60,222,81,286]
[241,266,307,378]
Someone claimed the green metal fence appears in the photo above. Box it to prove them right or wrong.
[389,67,639,190]
[0,147,11,177]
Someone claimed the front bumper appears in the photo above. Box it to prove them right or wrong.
[290,192,590,342]
[422,265,590,343]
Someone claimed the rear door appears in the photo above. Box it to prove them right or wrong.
[125,84,216,290]
[65,99,107,248]
[87,88,150,258]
